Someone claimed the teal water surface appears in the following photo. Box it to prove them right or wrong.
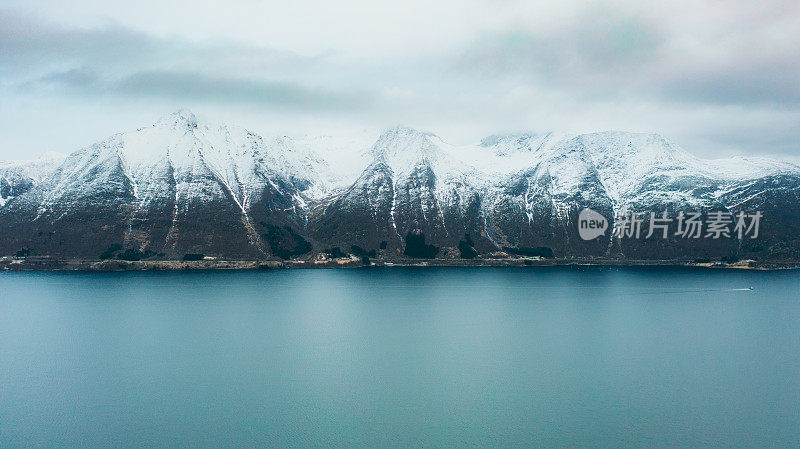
[1,267,798,448]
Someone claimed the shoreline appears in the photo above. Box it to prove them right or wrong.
[2,257,798,271]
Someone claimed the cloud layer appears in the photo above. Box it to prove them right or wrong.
[0,1,798,161]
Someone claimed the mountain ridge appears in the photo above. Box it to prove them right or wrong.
[2,110,799,263]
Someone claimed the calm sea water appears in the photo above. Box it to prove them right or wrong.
[1,267,798,448]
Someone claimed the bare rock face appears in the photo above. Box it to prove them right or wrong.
[2,111,800,263]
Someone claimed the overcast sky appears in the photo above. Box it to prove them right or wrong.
[1,0,799,162]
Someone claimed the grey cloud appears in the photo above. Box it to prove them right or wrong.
[2,8,367,111]
[1,3,799,161]
[659,58,800,108]
[37,68,101,87]
[455,5,800,109]
[0,9,152,68]
[0,8,321,77]
[688,113,800,157]
[456,9,664,88]
[115,71,371,110]
[33,68,372,110]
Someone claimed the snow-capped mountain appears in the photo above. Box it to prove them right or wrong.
[475,131,800,258]
[309,127,486,253]
[0,110,333,258]
[2,110,799,262]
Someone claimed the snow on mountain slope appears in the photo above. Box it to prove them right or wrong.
[309,126,488,249]
[11,114,793,217]
[0,153,64,207]
[706,156,800,180]
[480,133,559,156]
[0,152,65,180]
[369,126,482,184]
[554,132,697,200]
[1,110,350,258]
[120,109,333,204]
[293,129,379,192]
[310,124,800,253]
[476,131,800,208]
[3,112,800,261]
[466,132,571,176]
[30,110,336,216]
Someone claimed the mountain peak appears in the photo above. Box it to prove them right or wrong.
[479,132,563,156]
[371,126,439,159]
[156,108,199,130]
[375,126,435,145]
